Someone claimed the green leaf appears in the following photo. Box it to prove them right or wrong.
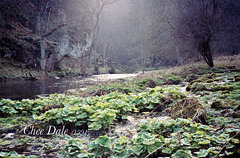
[181,138,191,146]
[122,115,127,119]
[198,139,210,145]
[162,147,172,154]
[0,152,7,157]
[172,149,193,158]
[77,112,88,119]
[225,150,234,155]
[195,149,209,157]
[88,122,102,130]
[63,116,77,122]
[96,136,111,148]
[231,138,239,144]
[132,145,143,156]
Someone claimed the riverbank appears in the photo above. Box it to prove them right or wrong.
[0,59,87,82]
[1,54,240,82]
[0,57,240,157]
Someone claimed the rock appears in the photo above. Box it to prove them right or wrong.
[211,100,226,109]
[205,79,214,83]
[191,82,206,92]
[202,74,214,79]
[147,79,157,88]
[221,90,230,94]
[185,74,199,82]
[213,77,223,82]
[4,133,15,139]
[211,85,234,91]
[235,76,240,82]
[190,78,202,85]
[166,76,182,84]
[186,84,191,91]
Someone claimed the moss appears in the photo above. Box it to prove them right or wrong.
[191,82,206,92]
[205,79,214,83]
[202,74,214,80]
[137,78,152,87]
[235,76,240,82]
[156,77,166,85]
[221,90,230,94]
[213,77,223,82]
[211,100,226,109]
[185,74,199,82]
[166,76,182,84]
[146,79,157,88]
[190,78,202,85]
[211,85,234,91]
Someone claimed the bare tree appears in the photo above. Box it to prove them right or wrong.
[88,0,118,67]
[176,0,233,67]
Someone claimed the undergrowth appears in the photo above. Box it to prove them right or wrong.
[1,67,240,157]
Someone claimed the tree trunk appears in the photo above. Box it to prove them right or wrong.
[0,11,2,40]
[88,42,94,67]
[0,11,2,67]
[0,52,1,68]
[198,41,214,67]
[36,12,41,34]
[40,38,46,70]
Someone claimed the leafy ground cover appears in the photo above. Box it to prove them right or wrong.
[0,64,240,157]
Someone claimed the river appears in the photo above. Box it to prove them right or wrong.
[0,74,138,100]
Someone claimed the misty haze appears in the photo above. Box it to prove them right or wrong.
[0,0,240,157]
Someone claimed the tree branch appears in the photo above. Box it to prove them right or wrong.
[43,23,67,38]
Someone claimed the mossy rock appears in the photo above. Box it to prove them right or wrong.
[166,76,182,84]
[205,79,214,83]
[221,90,230,94]
[202,74,214,80]
[211,85,234,91]
[191,82,206,92]
[170,97,207,124]
[190,78,202,85]
[213,77,223,82]
[146,79,157,88]
[211,100,226,109]
[186,84,191,91]
[190,73,220,84]
[235,76,240,82]
[220,109,240,118]
[156,77,166,85]
[185,74,199,82]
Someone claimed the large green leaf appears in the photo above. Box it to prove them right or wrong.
[95,136,111,148]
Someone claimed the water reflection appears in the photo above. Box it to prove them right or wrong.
[0,78,86,100]
[0,74,138,100]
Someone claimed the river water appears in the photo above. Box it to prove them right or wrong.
[0,74,138,100]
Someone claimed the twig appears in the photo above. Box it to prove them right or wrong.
[144,119,194,158]
[43,23,67,38]
[213,130,240,158]
[144,140,168,158]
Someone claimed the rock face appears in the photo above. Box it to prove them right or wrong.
[0,0,93,71]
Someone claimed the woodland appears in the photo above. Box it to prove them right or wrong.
[0,0,240,158]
